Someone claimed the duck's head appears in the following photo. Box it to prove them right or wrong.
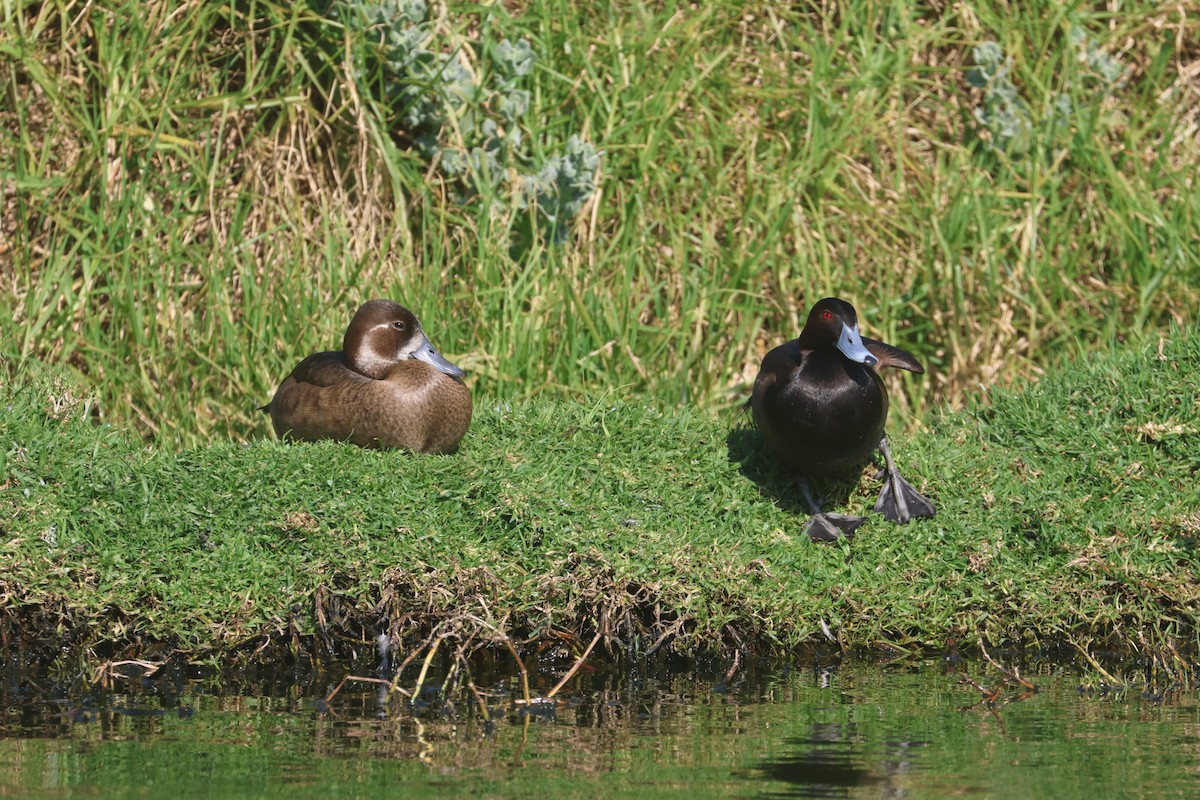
[799,298,878,367]
[343,300,466,380]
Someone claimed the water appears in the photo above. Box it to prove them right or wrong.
[2,659,1197,798]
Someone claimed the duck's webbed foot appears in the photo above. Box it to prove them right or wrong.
[873,436,936,524]
[805,513,868,542]
[797,477,866,542]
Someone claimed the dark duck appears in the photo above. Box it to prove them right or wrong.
[264,300,472,454]
[750,297,935,541]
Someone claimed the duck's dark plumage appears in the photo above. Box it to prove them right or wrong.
[750,297,934,540]
[264,300,472,454]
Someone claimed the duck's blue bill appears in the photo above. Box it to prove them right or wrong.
[414,338,467,378]
[837,322,878,367]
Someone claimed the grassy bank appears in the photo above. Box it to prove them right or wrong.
[3,328,1198,667]
[3,1,1198,449]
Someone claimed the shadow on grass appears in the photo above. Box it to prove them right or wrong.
[725,421,856,520]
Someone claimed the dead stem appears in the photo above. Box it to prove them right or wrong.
[463,612,532,705]
[1068,635,1122,685]
[644,618,685,657]
[956,640,1039,735]
[462,657,491,722]
[547,631,602,699]
[91,660,162,691]
[335,674,413,701]
[502,635,532,706]
[722,647,742,685]
[413,636,444,702]
[978,639,1036,690]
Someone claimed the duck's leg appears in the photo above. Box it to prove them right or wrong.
[797,477,867,542]
[873,436,936,524]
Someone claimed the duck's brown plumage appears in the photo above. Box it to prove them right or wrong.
[264,300,472,454]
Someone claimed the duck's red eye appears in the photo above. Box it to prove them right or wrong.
[821,310,834,321]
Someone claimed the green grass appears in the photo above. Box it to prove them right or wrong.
[3,328,1198,663]
[2,1,1198,448]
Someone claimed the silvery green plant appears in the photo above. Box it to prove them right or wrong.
[967,29,1124,158]
[339,0,599,243]
[966,42,1036,155]
[1070,27,1125,89]
[521,135,602,243]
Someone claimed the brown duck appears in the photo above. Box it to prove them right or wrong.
[264,300,472,454]
[750,297,935,541]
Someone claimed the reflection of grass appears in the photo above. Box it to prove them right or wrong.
[2,2,1197,450]
[4,327,1197,662]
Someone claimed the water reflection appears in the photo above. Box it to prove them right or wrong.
[759,723,883,797]
[1,658,1198,799]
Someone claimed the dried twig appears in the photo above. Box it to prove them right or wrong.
[91,659,162,690]
[547,631,602,699]
[1068,635,1121,685]
[412,636,444,702]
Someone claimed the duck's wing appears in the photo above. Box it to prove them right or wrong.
[265,352,373,442]
[289,351,371,387]
[261,352,354,414]
[863,338,924,374]
[746,341,801,407]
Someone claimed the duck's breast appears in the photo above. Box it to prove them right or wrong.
[754,348,888,476]
[371,362,473,453]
